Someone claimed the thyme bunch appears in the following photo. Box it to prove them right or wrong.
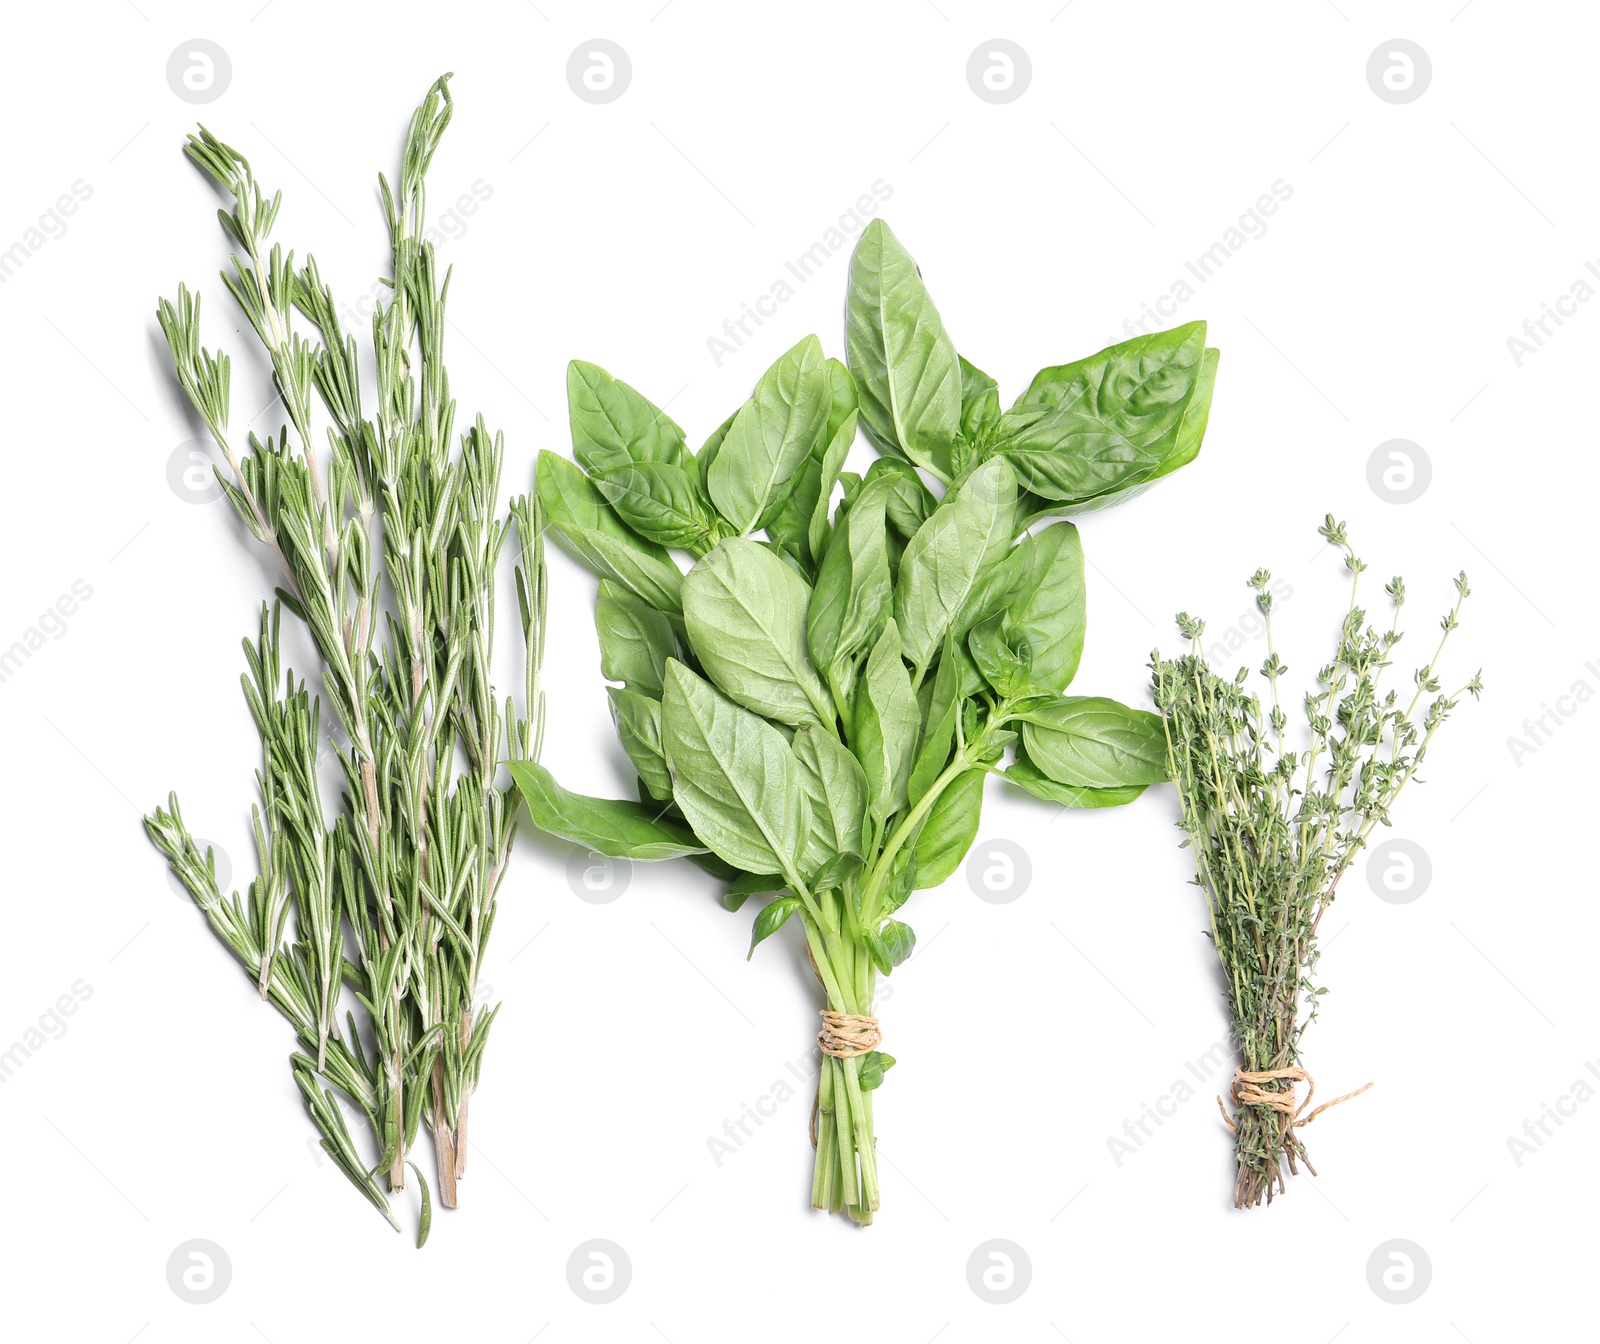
[146,76,546,1237]
[1150,516,1481,1207]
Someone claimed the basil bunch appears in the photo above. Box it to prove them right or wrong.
[514,220,1217,1223]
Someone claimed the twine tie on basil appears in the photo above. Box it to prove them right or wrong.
[817,1011,882,1058]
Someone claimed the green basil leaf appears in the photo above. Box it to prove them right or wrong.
[660,660,811,880]
[893,455,1016,680]
[967,614,1033,698]
[683,538,833,727]
[877,918,916,968]
[1165,344,1217,478]
[508,760,705,860]
[806,409,859,565]
[846,220,962,477]
[879,844,918,918]
[592,462,719,555]
[537,450,685,618]
[807,476,893,676]
[811,851,863,893]
[791,721,868,873]
[1029,342,1220,519]
[766,410,857,575]
[998,522,1086,693]
[690,849,741,881]
[595,579,676,696]
[912,768,984,889]
[1004,754,1147,808]
[865,917,916,976]
[863,456,936,541]
[957,354,1002,448]
[691,408,738,493]
[823,356,859,445]
[857,1050,896,1091]
[707,335,830,534]
[728,870,787,897]
[607,686,673,802]
[748,894,804,958]
[567,360,687,475]
[1017,696,1168,789]
[907,634,960,805]
[991,322,1207,507]
[854,619,920,823]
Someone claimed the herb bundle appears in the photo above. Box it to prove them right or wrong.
[146,76,546,1238]
[517,220,1216,1222]
[1150,518,1480,1208]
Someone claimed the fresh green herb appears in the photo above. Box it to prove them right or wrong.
[516,219,1215,1223]
[1150,518,1481,1207]
[146,75,546,1235]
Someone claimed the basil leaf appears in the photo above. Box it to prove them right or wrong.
[728,870,787,897]
[865,917,916,975]
[807,475,893,676]
[660,660,811,880]
[998,522,1086,693]
[594,579,676,696]
[957,354,1002,450]
[907,634,960,805]
[537,450,685,618]
[846,220,962,477]
[607,686,673,802]
[691,407,738,493]
[708,335,830,534]
[567,360,687,475]
[509,761,705,860]
[878,844,919,918]
[791,721,868,873]
[857,1050,896,1091]
[967,614,1033,698]
[748,893,804,958]
[811,851,863,893]
[1004,754,1147,808]
[767,410,857,575]
[879,918,916,966]
[1035,341,1220,519]
[806,409,859,565]
[894,455,1016,680]
[990,322,1207,507]
[1017,696,1168,789]
[912,767,984,889]
[683,538,833,727]
[1165,345,1218,480]
[592,462,719,555]
[823,356,859,445]
[854,619,920,823]
[863,457,936,541]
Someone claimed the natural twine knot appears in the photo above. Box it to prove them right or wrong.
[1217,1066,1374,1132]
[817,1010,881,1058]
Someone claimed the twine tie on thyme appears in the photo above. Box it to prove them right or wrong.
[1217,1066,1374,1132]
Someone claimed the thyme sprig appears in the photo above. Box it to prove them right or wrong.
[1151,516,1481,1207]
[147,76,546,1237]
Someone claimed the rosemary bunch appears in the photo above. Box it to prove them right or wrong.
[146,75,546,1234]
[1150,517,1481,1207]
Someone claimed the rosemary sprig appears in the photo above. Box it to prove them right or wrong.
[1150,516,1482,1207]
[147,75,546,1236]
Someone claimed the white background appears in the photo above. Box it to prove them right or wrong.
[0,2,1590,1340]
